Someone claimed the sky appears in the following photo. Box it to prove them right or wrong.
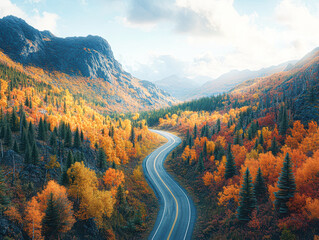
[1,0,319,84]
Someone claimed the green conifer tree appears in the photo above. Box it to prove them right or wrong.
[237,168,256,221]
[275,153,296,215]
[254,167,267,203]
[73,127,81,148]
[42,193,59,240]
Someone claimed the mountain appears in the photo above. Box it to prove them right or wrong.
[232,47,319,123]
[188,61,296,99]
[154,75,200,100]
[0,15,176,111]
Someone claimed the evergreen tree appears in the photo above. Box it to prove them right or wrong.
[193,124,197,139]
[64,125,72,148]
[66,151,74,169]
[42,193,59,240]
[20,128,28,152]
[24,143,32,164]
[28,122,35,145]
[0,166,10,212]
[80,130,84,142]
[275,153,296,215]
[49,131,57,147]
[270,137,279,156]
[73,127,81,148]
[130,127,135,147]
[216,119,221,133]
[237,168,256,221]
[38,118,46,141]
[254,167,267,203]
[225,143,236,179]
[197,152,204,173]
[4,125,12,147]
[98,148,107,169]
[279,105,289,135]
[31,143,39,165]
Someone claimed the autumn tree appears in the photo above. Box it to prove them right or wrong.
[67,162,113,226]
[237,168,256,221]
[275,153,296,215]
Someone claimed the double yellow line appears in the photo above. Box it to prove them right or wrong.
[153,135,178,240]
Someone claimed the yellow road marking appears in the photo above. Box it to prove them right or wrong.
[153,136,179,240]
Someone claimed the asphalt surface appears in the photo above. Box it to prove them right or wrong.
[143,130,196,240]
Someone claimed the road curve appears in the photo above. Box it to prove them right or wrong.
[143,129,196,240]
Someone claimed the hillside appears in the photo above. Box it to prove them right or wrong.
[0,16,176,112]
[145,47,319,239]
[232,47,319,123]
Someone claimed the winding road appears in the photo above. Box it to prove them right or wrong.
[143,130,196,240]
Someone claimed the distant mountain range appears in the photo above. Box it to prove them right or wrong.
[155,61,296,100]
[0,16,176,111]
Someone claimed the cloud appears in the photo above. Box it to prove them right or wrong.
[29,10,59,33]
[124,0,319,81]
[0,0,59,33]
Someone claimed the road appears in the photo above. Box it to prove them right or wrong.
[143,129,196,240]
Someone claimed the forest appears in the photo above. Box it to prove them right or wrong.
[0,51,166,239]
[150,56,319,239]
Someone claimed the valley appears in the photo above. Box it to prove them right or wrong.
[0,5,318,240]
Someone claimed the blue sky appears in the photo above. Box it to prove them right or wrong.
[1,0,319,83]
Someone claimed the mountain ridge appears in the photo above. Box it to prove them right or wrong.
[0,15,176,112]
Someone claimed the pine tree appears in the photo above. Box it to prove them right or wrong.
[80,130,84,142]
[31,143,39,165]
[73,127,81,148]
[193,124,197,139]
[0,166,10,212]
[24,143,32,164]
[130,127,135,147]
[20,128,28,152]
[237,168,256,221]
[66,151,74,169]
[279,105,289,135]
[225,143,236,179]
[28,122,35,145]
[269,137,279,156]
[38,118,46,141]
[98,148,107,169]
[197,152,204,173]
[216,119,221,133]
[254,167,267,203]
[42,193,59,240]
[4,125,12,147]
[275,153,296,215]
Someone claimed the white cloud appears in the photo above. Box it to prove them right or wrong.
[29,10,59,33]
[124,0,319,81]
[0,0,59,33]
